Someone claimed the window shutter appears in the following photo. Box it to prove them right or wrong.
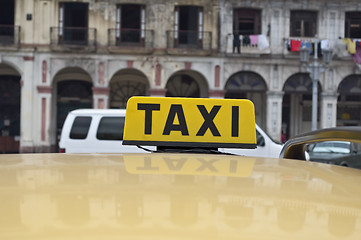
[116,5,121,39]
[141,6,145,40]
[59,3,64,38]
[198,8,203,40]
[174,6,179,39]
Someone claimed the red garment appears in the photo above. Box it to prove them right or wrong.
[291,40,302,52]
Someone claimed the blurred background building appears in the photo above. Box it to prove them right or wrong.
[0,0,360,153]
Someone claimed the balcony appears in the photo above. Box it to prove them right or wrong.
[50,27,97,52]
[166,30,212,56]
[225,34,270,56]
[0,25,20,49]
[107,28,154,54]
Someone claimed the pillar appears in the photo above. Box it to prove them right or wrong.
[92,87,110,109]
[36,86,53,152]
[266,91,284,142]
[20,55,35,153]
[320,92,339,129]
[208,89,225,99]
[149,88,167,97]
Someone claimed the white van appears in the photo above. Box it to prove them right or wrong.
[219,124,283,158]
[58,109,151,153]
[59,109,283,157]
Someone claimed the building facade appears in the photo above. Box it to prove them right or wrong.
[0,0,361,153]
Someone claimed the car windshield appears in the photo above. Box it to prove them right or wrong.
[312,141,351,154]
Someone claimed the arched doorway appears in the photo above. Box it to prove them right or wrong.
[109,69,149,108]
[53,68,93,145]
[224,71,267,129]
[0,63,21,153]
[282,73,321,139]
[166,70,208,98]
[337,74,361,126]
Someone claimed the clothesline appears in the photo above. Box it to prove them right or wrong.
[342,38,361,64]
[285,38,331,53]
[230,33,270,51]
[343,38,361,54]
[284,37,329,43]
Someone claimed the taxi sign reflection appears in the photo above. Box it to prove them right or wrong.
[123,154,255,177]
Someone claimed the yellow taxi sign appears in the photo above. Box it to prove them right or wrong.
[123,97,256,148]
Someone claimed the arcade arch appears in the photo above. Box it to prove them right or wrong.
[224,71,267,129]
[109,69,149,108]
[165,70,208,98]
[282,73,321,139]
[337,74,361,126]
[0,63,21,153]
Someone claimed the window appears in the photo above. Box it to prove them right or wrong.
[290,10,317,37]
[0,0,15,44]
[0,0,14,26]
[116,4,145,44]
[59,2,89,44]
[174,6,203,47]
[69,117,91,139]
[233,8,261,35]
[96,117,125,140]
[345,12,361,38]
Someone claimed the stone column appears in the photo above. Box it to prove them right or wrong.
[208,90,225,99]
[20,55,35,153]
[320,92,339,129]
[266,91,284,142]
[149,88,167,97]
[208,65,224,99]
[36,86,53,152]
[92,87,110,109]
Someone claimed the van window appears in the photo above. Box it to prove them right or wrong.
[96,117,125,140]
[70,117,92,139]
[256,130,265,146]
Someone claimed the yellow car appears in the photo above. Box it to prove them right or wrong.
[0,97,361,240]
[280,126,361,170]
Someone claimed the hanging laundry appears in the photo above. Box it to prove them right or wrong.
[318,42,322,57]
[353,46,361,64]
[333,38,349,57]
[290,40,302,51]
[258,35,269,50]
[242,35,250,46]
[356,41,361,49]
[320,39,330,50]
[286,39,291,51]
[250,35,258,45]
[233,33,241,53]
[346,39,356,54]
[300,41,312,53]
[310,42,323,57]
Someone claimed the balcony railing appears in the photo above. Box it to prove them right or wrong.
[0,25,20,47]
[108,28,154,48]
[166,30,212,50]
[50,27,97,48]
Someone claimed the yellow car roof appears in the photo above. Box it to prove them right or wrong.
[1,153,361,239]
